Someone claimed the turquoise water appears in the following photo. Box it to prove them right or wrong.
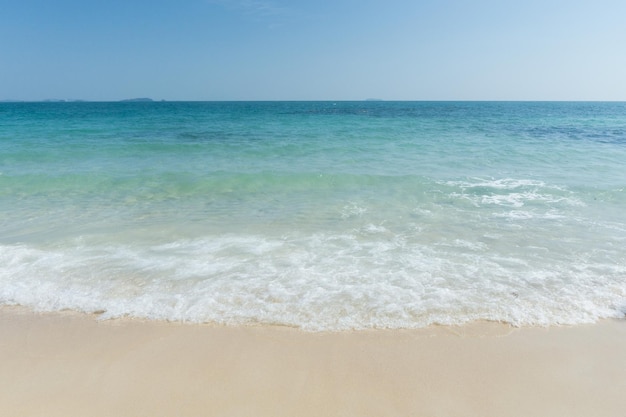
[1,101,625,329]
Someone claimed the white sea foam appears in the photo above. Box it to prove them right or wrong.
[446,178,583,210]
[446,178,553,190]
[1,232,625,330]
[492,210,566,220]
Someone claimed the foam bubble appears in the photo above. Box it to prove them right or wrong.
[341,203,367,219]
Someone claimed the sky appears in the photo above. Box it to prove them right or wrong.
[1,0,625,101]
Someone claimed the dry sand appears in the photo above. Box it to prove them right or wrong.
[1,306,624,417]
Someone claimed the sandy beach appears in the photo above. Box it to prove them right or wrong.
[0,307,624,417]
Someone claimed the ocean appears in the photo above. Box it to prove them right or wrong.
[1,101,625,330]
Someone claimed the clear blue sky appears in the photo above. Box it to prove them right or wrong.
[1,0,624,101]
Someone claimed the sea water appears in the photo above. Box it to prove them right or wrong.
[1,101,625,330]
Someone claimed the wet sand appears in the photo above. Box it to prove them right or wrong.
[1,307,624,417]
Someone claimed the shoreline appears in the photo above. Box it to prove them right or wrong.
[1,306,624,417]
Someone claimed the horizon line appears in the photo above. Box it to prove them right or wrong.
[2,99,626,103]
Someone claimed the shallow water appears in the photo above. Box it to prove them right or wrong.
[1,101,625,329]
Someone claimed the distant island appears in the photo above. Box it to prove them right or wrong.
[365,98,384,101]
[120,98,154,102]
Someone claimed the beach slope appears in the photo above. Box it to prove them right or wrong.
[1,308,624,417]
